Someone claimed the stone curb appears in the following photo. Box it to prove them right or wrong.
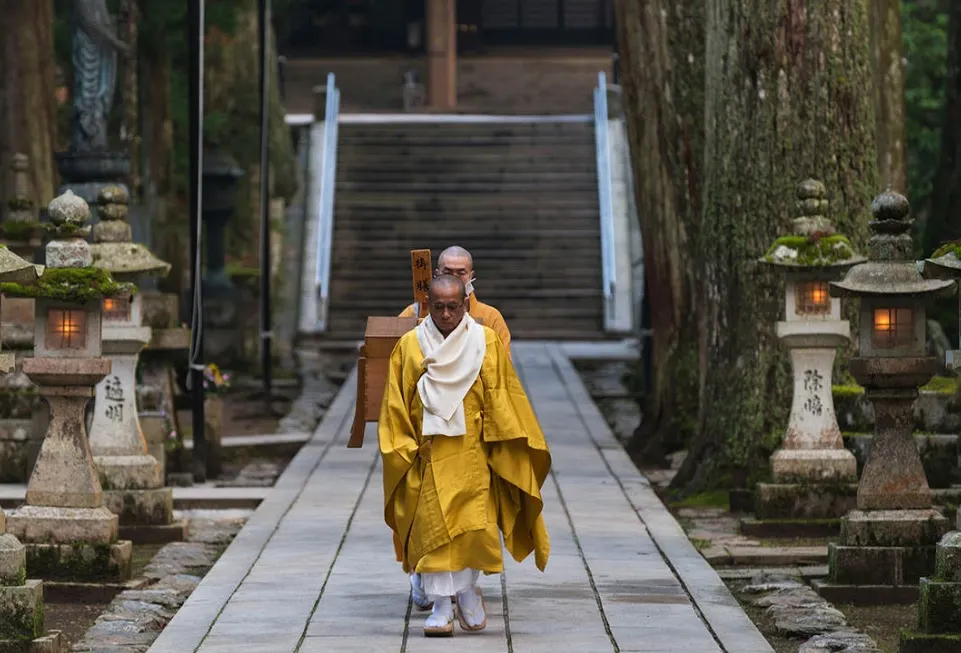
[145,368,356,653]
[549,344,776,653]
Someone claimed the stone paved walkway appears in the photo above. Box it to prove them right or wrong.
[148,343,773,653]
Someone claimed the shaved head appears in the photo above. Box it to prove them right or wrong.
[436,246,474,289]
[428,274,466,302]
[438,246,473,269]
[428,275,467,336]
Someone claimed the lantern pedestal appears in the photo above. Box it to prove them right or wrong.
[746,322,858,536]
[5,356,132,582]
[0,492,65,651]
[816,359,951,605]
[90,326,184,544]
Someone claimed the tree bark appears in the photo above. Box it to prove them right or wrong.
[868,0,908,194]
[673,0,878,493]
[614,0,704,463]
[0,0,57,211]
[924,1,961,254]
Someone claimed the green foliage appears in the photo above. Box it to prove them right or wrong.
[0,267,133,302]
[903,0,949,220]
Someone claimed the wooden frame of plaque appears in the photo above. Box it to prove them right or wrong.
[347,314,484,448]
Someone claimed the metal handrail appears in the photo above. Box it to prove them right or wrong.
[593,72,616,318]
[313,72,341,331]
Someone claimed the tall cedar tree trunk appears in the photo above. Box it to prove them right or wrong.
[868,0,908,193]
[925,2,961,254]
[673,0,878,493]
[138,0,181,293]
[0,0,57,211]
[614,0,704,463]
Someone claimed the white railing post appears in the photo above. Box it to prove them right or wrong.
[313,73,341,331]
[594,72,617,330]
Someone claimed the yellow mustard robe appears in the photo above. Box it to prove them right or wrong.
[379,326,550,576]
[399,294,512,359]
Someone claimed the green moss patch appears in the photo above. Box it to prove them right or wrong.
[670,489,730,510]
[931,242,961,260]
[0,221,42,241]
[764,234,856,265]
[834,376,957,397]
[0,267,133,302]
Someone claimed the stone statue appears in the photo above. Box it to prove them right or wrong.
[70,0,129,153]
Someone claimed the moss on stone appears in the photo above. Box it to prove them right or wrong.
[5,198,32,212]
[0,221,42,242]
[0,267,133,302]
[764,234,856,265]
[26,542,115,581]
[931,242,961,260]
[833,376,957,397]
[669,489,730,510]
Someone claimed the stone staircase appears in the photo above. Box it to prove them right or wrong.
[324,119,606,340]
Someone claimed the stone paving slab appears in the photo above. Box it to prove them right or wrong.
[147,344,773,653]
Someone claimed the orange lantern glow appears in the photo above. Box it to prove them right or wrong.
[102,296,131,321]
[46,308,86,349]
[795,280,831,316]
[872,307,914,349]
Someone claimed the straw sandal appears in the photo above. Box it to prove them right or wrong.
[455,587,487,633]
[423,613,454,637]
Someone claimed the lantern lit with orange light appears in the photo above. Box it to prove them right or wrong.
[754,180,865,522]
[816,188,955,602]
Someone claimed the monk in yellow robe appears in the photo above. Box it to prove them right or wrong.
[400,245,511,357]
[380,275,550,637]
[398,246,514,611]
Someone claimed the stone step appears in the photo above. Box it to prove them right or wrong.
[0,485,270,511]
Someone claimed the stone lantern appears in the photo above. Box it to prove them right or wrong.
[0,154,47,483]
[88,186,185,543]
[0,247,63,649]
[749,180,864,532]
[815,189,954,604]
[2,190,132,582]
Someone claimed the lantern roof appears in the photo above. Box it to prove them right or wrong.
[760,179,865,272]
[0,246,41,286]
[831,189,955,299]
[0,191,131,301]
[89,185,171,278]
[921,241,961,280]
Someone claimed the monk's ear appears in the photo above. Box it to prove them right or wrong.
[433,268,440,278]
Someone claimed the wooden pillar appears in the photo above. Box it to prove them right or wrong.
[426,0,456,109]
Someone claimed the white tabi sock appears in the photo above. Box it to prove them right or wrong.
[424,596,453,628]
[456,586,485,628]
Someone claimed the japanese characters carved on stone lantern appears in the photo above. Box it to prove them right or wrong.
[754,180,864,523]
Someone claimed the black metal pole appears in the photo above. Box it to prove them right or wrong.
[189,0,207,482]
[258,0,273,414]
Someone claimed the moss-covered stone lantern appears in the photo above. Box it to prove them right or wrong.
[88,185,184,542]
[1,190,133,582]
[815,189,954,605]
[750,180,864,530]
[0,236,62,649]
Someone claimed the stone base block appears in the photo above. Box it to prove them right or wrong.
[23,541,131,583]
[5,506,118,545]
[0,631,65,653]
[755,482,857,520]
[0,580,42,641]
[102,487,173,526]
[94,455,162,491]
[812,579,918,605]
[771,448,858,483]
[829,543,935,585]
[918,579,961,633]
[118,521,187,545]
[840,509,950,547]
[900,630,961,653]
[0,534,27,585]
[739,517,841,539]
